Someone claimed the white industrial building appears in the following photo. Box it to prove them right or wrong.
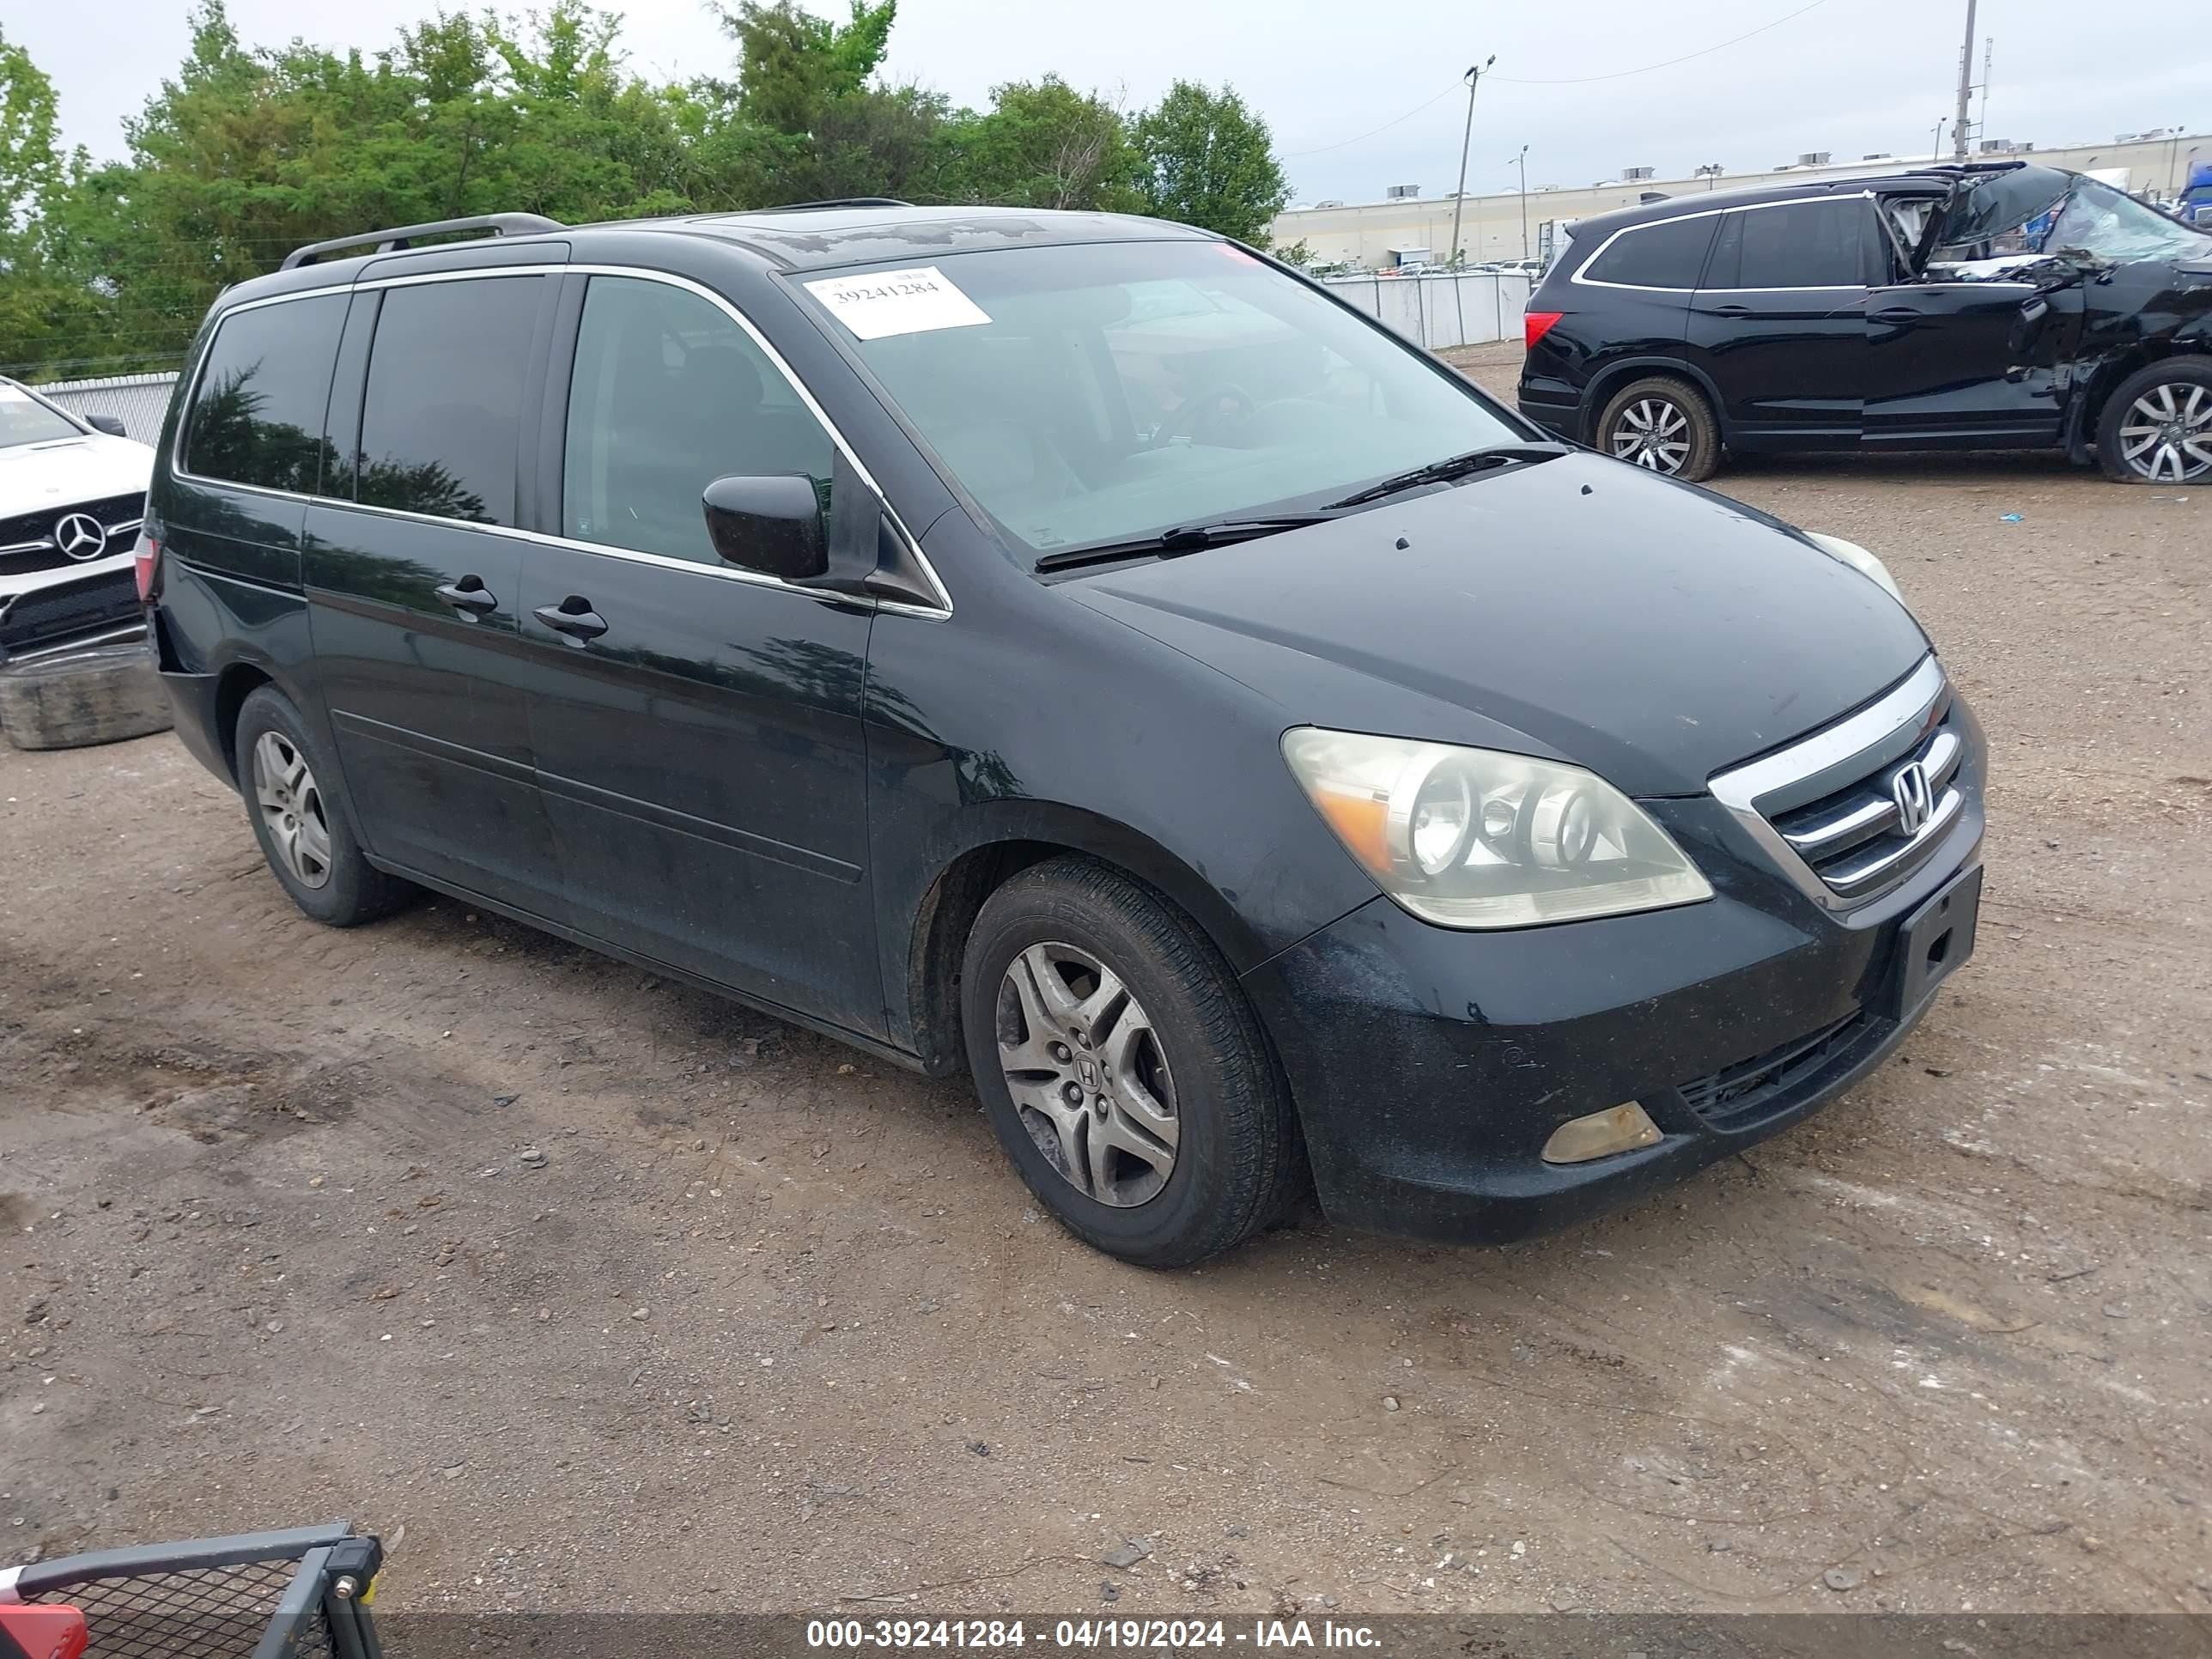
[1272,131,2208,269]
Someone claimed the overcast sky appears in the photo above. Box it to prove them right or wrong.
[15,0,2210,204]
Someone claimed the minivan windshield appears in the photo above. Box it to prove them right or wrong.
[0,383,84,450]
[797,240,1523,558]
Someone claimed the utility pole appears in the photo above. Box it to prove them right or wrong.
[1449,57,1494,269]
[1933,118,1948,161]
[1510,143,1530,258]
[1951,0,1977,160]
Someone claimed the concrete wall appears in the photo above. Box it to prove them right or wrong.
[1277,131,2210,269]
[1320,270,1534,349]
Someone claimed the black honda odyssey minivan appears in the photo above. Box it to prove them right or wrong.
[141,202,1985,1265]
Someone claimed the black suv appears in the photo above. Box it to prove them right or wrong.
[143,204,1984,1265]
[1519,161,2212,483]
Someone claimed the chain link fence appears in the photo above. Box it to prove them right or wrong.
[33,372,182,444]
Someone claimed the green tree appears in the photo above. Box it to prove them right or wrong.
[947,76,1141,211]
[1,24,64,234]
[1134,80,1289,246]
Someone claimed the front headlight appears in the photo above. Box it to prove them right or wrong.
[1805,532,1905,605]
[1281,728,1713,929]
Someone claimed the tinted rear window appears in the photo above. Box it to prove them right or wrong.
[1707,200,1867,289]
[183,296,348,493]
[1582,216,1717,289]
[356,277,543,526]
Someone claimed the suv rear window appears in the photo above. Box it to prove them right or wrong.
[356,277,544,526]
[1706,200,1868,289]
[182,296,348,493]
[1581,216,1717,289]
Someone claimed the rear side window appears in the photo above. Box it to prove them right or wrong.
[1706,201,1867,289]
[356,277,544,526]
[182,296,348,493]
[562,276,834,565]
[1581,216,1718,289]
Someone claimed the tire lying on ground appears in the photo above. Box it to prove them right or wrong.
[0,641,173,751]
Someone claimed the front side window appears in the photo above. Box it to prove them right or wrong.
[356,277,544,526]
[181,296,348,492]
[0,382,84,450]
[1706,201,1868,289]
[797,240,1523,558]
[562,276,834,565]
[1582,216,1719,289]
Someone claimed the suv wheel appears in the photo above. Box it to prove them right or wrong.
[959,856,1304,1267]
[1595,377,1721,482]
[234,685,417,927]
[2098,361,2212,483]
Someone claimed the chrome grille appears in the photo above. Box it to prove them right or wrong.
[0,490,147,576]
[1770,709,1965,899]
[1709,657,1966,910]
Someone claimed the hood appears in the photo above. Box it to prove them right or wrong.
[1068,453,1929,797]
[0,434,155,519]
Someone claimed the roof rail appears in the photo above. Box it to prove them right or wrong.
[754,198,914,213]
[280,213,566,271]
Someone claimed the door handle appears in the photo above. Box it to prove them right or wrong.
[1870,307,1921,324]
[433,577,499,617]
[533,599,609,646]
[1707,304,1754,319]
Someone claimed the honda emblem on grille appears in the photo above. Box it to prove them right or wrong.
[54,513,108,562]
[1890,760,1935,835]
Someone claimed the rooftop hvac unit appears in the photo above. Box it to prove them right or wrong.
[1979,138,2016,153]
[1622,166,1656,180]
[1862,151,1892,160]
[1797,151,1832,166]
[1384,183,1420,199]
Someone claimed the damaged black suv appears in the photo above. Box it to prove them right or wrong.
[1519,161,2212,484]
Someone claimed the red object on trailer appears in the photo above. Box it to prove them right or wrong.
[0,1603,88,1659]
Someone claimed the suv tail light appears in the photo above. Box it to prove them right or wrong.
[135,534,162,603]
[1524,311,1565,350]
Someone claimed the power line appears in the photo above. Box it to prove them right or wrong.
[1284,84,1462,157]
[1489,0,1828,83]
[1281,0,1830,158]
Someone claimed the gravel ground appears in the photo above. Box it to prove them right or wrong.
[3,344,2207,1616]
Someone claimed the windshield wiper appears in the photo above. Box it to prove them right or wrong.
[1034,514,1339,573]
[1324,442,1570,510]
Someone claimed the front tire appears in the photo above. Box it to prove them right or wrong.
[2097,361,2212,483]
[1595,376,1722,482]
[234,685,417,927]
[959,857,1304,1267]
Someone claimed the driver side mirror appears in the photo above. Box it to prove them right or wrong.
[702,475,827,582]
[87,414,128,438]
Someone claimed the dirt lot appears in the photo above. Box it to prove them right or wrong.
[3,343,2208,1616]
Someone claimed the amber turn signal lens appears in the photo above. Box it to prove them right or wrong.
[1540,1103,1662,1164]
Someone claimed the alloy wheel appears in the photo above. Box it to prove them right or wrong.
[995,941,1179,1207]
[2117,382,2212,483]
[252,731,334,890]
[1609,397,1692,473]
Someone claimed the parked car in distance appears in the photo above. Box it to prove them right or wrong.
[146,204,1983,1266]
[1,378,153,663]
[1518,161,2212,483]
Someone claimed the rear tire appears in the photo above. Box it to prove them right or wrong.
[234,685,417,927]
[2096,360,2212,484]
[959,856,1304,1267]
[1595,376,1722,482]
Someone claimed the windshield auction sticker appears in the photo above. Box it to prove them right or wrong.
[802,266,992,340]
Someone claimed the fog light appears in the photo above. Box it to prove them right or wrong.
[1540,1103,1662,1164]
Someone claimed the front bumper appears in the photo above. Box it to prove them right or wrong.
[1241,720,1984,1245]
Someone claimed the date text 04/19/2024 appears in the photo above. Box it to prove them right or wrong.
[804,1620,1382,1650]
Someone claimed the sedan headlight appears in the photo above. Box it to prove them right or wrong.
[1805,532,1905,605]
[1281,728,1713,929]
